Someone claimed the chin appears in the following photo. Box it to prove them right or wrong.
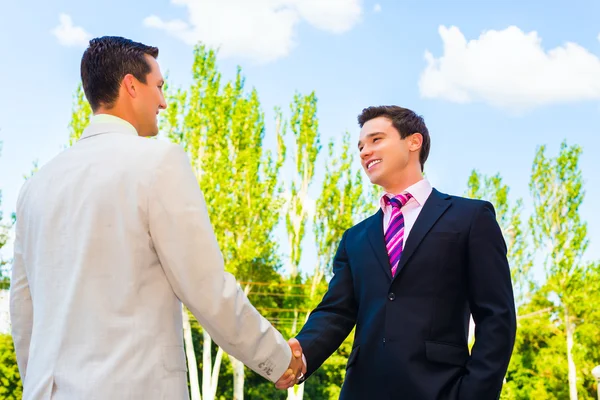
[366,170,382,185]
[144,125,159,137]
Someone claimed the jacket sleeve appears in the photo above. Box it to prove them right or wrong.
[460,201,517,399]
[148,144,292,383]
[295,230,358,380]
[9,185,34,381]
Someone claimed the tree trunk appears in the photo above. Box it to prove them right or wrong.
[211,347,223,400]
[288,275,321,400]
[231,284,251,400]
[231,355,245,400]
[287,382,306,400]
[565,307,578,400]
[286,310,307,400]
[309,267,324,299]
[297,383,305,399]
[183,308,201,400]
[287,387,296,400]
[468,315,475,349]
[288,273,321,400]
[202,330,213,400]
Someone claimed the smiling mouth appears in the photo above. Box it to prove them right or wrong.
[367,159,382,170]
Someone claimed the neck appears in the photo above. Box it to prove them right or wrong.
[95,105,139,134]
[382,168,423,194]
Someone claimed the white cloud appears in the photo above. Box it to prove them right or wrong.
[419,25,600,111]
[51,14,91,48]
[374,4,382,12]
[144,0,362,64]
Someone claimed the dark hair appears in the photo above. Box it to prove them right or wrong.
[80,36,159,111]
[357,105,430,171]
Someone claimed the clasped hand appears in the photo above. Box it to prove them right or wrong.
[275,338,306,390]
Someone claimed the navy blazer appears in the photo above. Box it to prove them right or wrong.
[296,188,517,400]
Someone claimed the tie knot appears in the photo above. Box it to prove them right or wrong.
[387,193,412,209]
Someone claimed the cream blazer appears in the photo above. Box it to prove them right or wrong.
[10,116,291,399]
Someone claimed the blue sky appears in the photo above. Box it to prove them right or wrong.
[1,0,599,283]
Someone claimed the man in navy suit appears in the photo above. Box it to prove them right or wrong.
[291,106,517,399]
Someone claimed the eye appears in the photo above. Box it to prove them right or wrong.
[373,138,380,142]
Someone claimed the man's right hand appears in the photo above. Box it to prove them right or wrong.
[275,338,306,389]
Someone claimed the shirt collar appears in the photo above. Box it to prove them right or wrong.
[79,114,138,141]
[379,178,433,210]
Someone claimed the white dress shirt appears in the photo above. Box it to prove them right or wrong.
[90,113,138,134]
[380,178,433,246]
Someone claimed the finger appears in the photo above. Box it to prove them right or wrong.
[275,375,294,389]
[284,369,295,383]
[288,338,303,358]
[275,377,294,390]
[281,376,293,386]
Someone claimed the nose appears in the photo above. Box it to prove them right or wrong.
[159,93,167,110]
[360,144,372,160]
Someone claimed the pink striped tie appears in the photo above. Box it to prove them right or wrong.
[384,193,412,276]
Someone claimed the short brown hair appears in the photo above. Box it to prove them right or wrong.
[80,36,159,111]
[358,106,431,171]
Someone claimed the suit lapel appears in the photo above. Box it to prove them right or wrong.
[393,188,452,280]
[366,209,393,281]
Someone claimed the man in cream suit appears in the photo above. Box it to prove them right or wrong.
[9,36,303,399]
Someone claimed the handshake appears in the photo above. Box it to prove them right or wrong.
[274,338,307,390]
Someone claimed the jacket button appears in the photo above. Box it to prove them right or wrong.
[388,292,395,301]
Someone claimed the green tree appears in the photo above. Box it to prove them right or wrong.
[529,141,592,400]
[572,262,600,398]
[465,169,535,384]
[300,130,370,399]
[282,92,320,400]
[68,84,92,145]
[466,170,533,302]
[162,44,286,400]
[501,288,569,400]
[0,142,15,288]
[0,334,22,400]
[313,131,370,286]
[501,266,600,400]
[161,46,225,400]
[285,92,320,279]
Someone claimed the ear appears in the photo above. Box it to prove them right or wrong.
[122,74,138,99]
[408,133,423,152]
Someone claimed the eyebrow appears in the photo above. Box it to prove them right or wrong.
[358,131,386,147]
